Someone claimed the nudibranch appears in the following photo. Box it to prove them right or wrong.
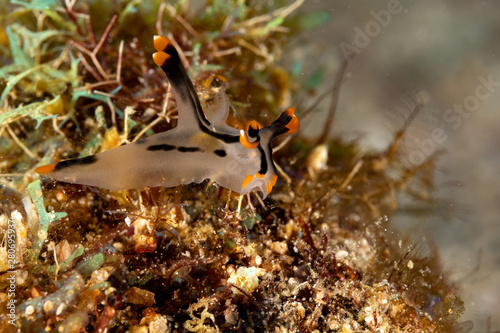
[36,36,299,198]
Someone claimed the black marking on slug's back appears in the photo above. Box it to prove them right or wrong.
[55,155,98,170]
[147,144,176,151]
[214,149,227,157]
[177,146,201,153]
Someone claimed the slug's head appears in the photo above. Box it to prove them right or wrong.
[239,107,299,149]
[238,107,300,197]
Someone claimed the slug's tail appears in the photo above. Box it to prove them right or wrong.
[35,163,57,174]
[35,155,98,176]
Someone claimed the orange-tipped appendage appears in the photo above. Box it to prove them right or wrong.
[284,107,295,117]
[35,163,56,174]
[267,174,278,194]
[285,115,300,134]
[241,174,254,189]
[153,35,172,52]
[248,120,259,131]
[239,130,260,149]
[153,51,171,68]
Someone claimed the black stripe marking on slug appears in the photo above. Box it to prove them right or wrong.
[159,55,176,69]
[214,149,227,157]
[248,123,259,139]
[55,155,98,171]
[177,146,201,153]
[278,111,293,124]
[147,144,176,151]
[257,145,268,176]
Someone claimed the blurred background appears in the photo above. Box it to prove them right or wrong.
[298,0,500,330]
